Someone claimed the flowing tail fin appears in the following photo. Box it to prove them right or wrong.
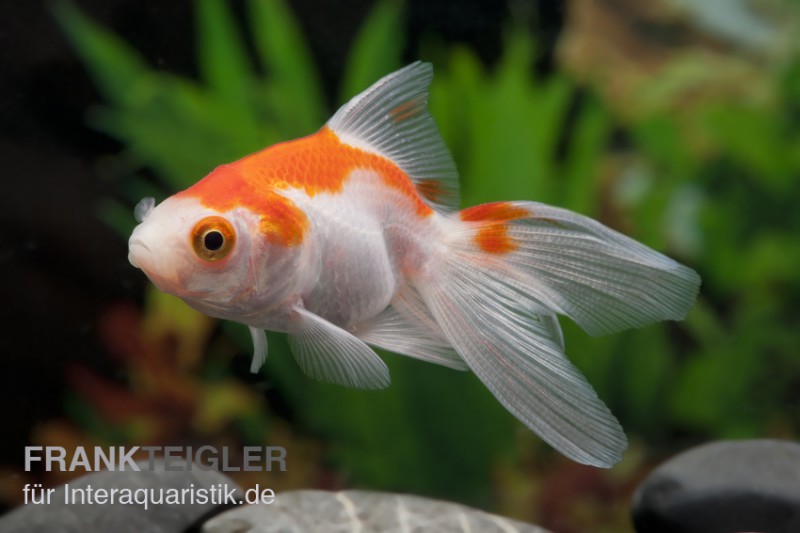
[416,201,700,467]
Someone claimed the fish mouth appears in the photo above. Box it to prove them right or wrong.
[128,239,151,268]
[128,240,213,300]
[127,239,177,288]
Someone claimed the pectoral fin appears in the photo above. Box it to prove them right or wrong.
[288,306,391,390]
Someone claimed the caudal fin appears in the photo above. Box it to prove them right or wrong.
[416,201,700,467]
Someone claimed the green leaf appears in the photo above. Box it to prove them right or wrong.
[248,0,326,134]
[704,104,792,191]
[196,0,254,99]
[562,95,611,215]
[88,76,266,189]
[478,27,543,202]
[339,0,405,101]
[53,1,153,106]
[429,47,486,207]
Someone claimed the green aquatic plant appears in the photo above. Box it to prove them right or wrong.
[632,63,800,440]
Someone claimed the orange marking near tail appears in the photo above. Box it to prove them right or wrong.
[474,225,517,254]
[460,202,530,255]
[460,202,529,223]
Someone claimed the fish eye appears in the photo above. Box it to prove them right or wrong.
[191,216,236,262]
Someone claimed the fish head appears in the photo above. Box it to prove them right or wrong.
[128,195,259,310]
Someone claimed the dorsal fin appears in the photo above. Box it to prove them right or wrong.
[327,61,460,213]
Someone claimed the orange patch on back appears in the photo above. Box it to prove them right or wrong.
[178,127,433,220]
[460,202,530,255]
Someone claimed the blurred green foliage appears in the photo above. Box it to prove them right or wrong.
[55,0,800,519]
[634,62,800,440]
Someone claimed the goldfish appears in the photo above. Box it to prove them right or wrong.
[128,62,700,467]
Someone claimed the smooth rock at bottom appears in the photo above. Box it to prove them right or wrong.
[631,439,800,533]
[202,489,551,533]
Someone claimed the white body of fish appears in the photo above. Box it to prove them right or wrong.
[128,62,701,467]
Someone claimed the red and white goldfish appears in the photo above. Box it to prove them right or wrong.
[128,62,700,467]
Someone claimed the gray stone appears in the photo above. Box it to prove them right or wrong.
[202,489,550,533]
[631,439,800,533]
[0,461,242,533]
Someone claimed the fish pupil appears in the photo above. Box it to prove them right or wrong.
[204,230,224,251]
